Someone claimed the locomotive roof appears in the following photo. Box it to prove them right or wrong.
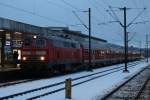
[26,34,140,53]
[25,34,79,44]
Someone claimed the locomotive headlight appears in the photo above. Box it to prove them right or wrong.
[40,56,45,61]
[33,35,37,39]
[22,57,27,61]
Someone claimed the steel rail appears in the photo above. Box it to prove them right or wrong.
[135,74,150,99]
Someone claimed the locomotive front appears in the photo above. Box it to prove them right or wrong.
[20,35,51,71]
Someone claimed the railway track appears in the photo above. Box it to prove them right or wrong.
[0,79,36,88]
[0,60,139,88]
[0,61,142,100]
[136,74,150,100]
[101,65,150,100]
[0,60,142,88]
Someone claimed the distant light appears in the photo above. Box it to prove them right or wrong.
[14,32,22,35]
[6,41,11,46]
[33,35,37,39]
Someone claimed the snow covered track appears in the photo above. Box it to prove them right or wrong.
[101,65,150,100]
[0,79,36,88]
[27,62,140,100]
[0,61,140,100]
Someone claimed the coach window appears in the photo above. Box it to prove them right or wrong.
[85,49,89,54]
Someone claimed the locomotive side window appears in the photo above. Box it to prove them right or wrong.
[52,38,79,48]
[35,39,46,47]
[76,44,80,48]
[53,40,63,48]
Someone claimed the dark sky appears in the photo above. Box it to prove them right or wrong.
[0,0,150,47]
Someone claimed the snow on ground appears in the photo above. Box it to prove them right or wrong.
[37,61,150,100]
[0,62,124,97]
[0,60,149,100]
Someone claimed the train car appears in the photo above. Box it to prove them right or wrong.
[80,40,141,67]
[21,35,82,72]
[80,40,125,66]
[20,34,142,73]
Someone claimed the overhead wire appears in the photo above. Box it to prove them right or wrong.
[128,32,137,42]
[46,0,104,35]
[59,0,99,31]
[129,0,149,47]
[101,0,110,7]
[96,0,124,41]
[127,8,146,27]
[88,0,114,26]
[60,0,108,35]
[131,0,138,8]
[72,11,89,30]
[87,0,106,20]
[45,0,90,30]
[88,0,113,27]
[61,0,82,11]
[0,2,68,25]
[108,6,123,27]
[46,0,74,12]
[139,0,150,34]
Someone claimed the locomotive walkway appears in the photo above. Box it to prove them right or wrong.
[101,65,150,100]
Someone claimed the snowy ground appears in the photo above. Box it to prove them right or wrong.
[0,60,149,100]
[39,61,149,100]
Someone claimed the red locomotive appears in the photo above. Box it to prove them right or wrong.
[20,35,141,72]
[21,35,83,72]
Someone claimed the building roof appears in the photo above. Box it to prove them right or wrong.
[0,17,107,42]
[63,29,107,42]
[0,17,50,34]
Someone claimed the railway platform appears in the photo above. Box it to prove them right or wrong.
[0,64,21,83]
[0,64,20,72]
